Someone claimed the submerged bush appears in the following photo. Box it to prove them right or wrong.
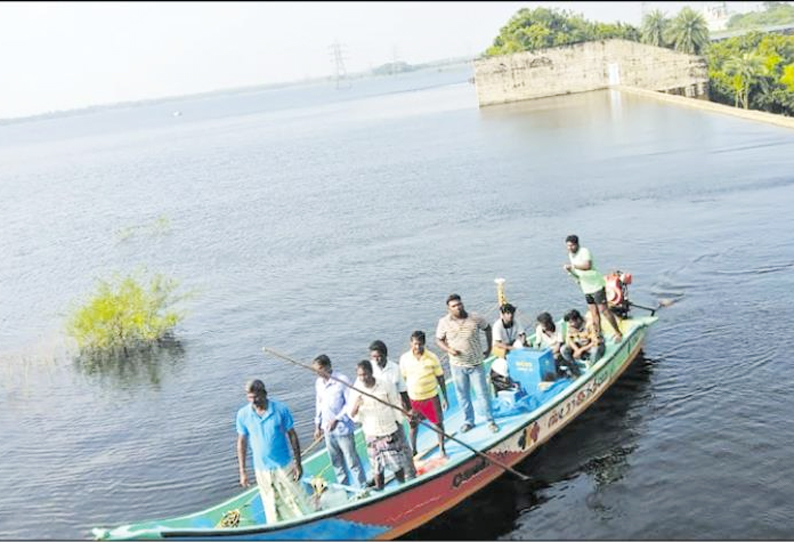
[66,272,187,359]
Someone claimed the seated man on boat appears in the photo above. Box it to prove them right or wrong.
[369,340,412,413]
[490,303,525,393]
[236,379,311,524]
[399,330,448,458]
[491,303,527,353]
[350,360,417,490]
[312,354,367,490]
[560,309,605,377]
[532,311,566,376]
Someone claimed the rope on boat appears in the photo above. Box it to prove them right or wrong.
[301,435,325,458]
[215,436,325,530]
[215,509,240,528]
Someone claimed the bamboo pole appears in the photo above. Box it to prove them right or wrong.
[262,347,530,482]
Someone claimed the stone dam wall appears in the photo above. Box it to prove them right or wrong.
[473,39,709,107]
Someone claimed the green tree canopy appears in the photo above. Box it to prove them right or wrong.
[706,31,794,115]
[724,52,768,107]
[667,7,710,55]
[727,1,794,30]
[641,9,670,47]
[484,7,640,56]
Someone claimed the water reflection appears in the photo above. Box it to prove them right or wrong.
[609,89,623,122]
[72,338,186,389]
[403,475,525,540]
[406,352,655,540]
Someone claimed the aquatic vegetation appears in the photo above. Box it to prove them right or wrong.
[72,336,186,389]
[66,271,188,361]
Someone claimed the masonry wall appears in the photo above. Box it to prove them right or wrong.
[474,39,709,107]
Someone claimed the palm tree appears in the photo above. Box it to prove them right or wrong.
[667,6,710,55]
[724,52,768,108]
[641,9,669,47]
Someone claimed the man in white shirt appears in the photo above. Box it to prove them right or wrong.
[368,340,411,413]
[490,303,524,394]
[491,303,526,354]
[349,360,416,490]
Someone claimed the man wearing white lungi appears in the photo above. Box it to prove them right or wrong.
[236,379,310,523]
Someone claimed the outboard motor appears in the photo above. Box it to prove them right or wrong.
[605,270,632,318]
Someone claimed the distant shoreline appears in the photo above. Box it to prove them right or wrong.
[0,56,474,126]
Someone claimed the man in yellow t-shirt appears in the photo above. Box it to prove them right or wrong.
[399,330,448,458]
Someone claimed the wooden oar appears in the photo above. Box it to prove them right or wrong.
[262,347,530,482]
[628,298,676,316]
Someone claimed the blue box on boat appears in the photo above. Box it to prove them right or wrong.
[506,348,557,396]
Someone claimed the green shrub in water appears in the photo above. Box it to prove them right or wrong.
[67,272,186,357]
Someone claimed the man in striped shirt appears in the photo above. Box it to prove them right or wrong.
[436,294,500,434]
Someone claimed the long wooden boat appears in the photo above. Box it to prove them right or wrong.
[92,313,657,540]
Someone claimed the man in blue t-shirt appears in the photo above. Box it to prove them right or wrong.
[236,379,309,523]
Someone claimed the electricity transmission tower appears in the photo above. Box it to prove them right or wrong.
[329,40,352,90]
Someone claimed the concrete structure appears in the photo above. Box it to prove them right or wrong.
[703,2,730,33]
[616,85,794,131]
[473,39,708,107]
[710,22,794,42]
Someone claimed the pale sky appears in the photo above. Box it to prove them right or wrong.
[0,1,764,120]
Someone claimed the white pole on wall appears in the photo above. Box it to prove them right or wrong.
[608,63,621,86]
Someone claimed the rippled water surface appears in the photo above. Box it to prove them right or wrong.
[1,65,793,539]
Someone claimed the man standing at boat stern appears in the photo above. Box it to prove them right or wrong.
[236,379,310,523]
[436,294,500,433]
[312,354,367,489]
[563,234,623,343]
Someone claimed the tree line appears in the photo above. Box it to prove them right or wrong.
[726,1,794,30]
[483,4,794,117]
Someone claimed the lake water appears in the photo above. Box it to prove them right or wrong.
[1,64,793,540]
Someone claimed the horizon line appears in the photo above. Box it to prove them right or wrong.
[0,55,475,126]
